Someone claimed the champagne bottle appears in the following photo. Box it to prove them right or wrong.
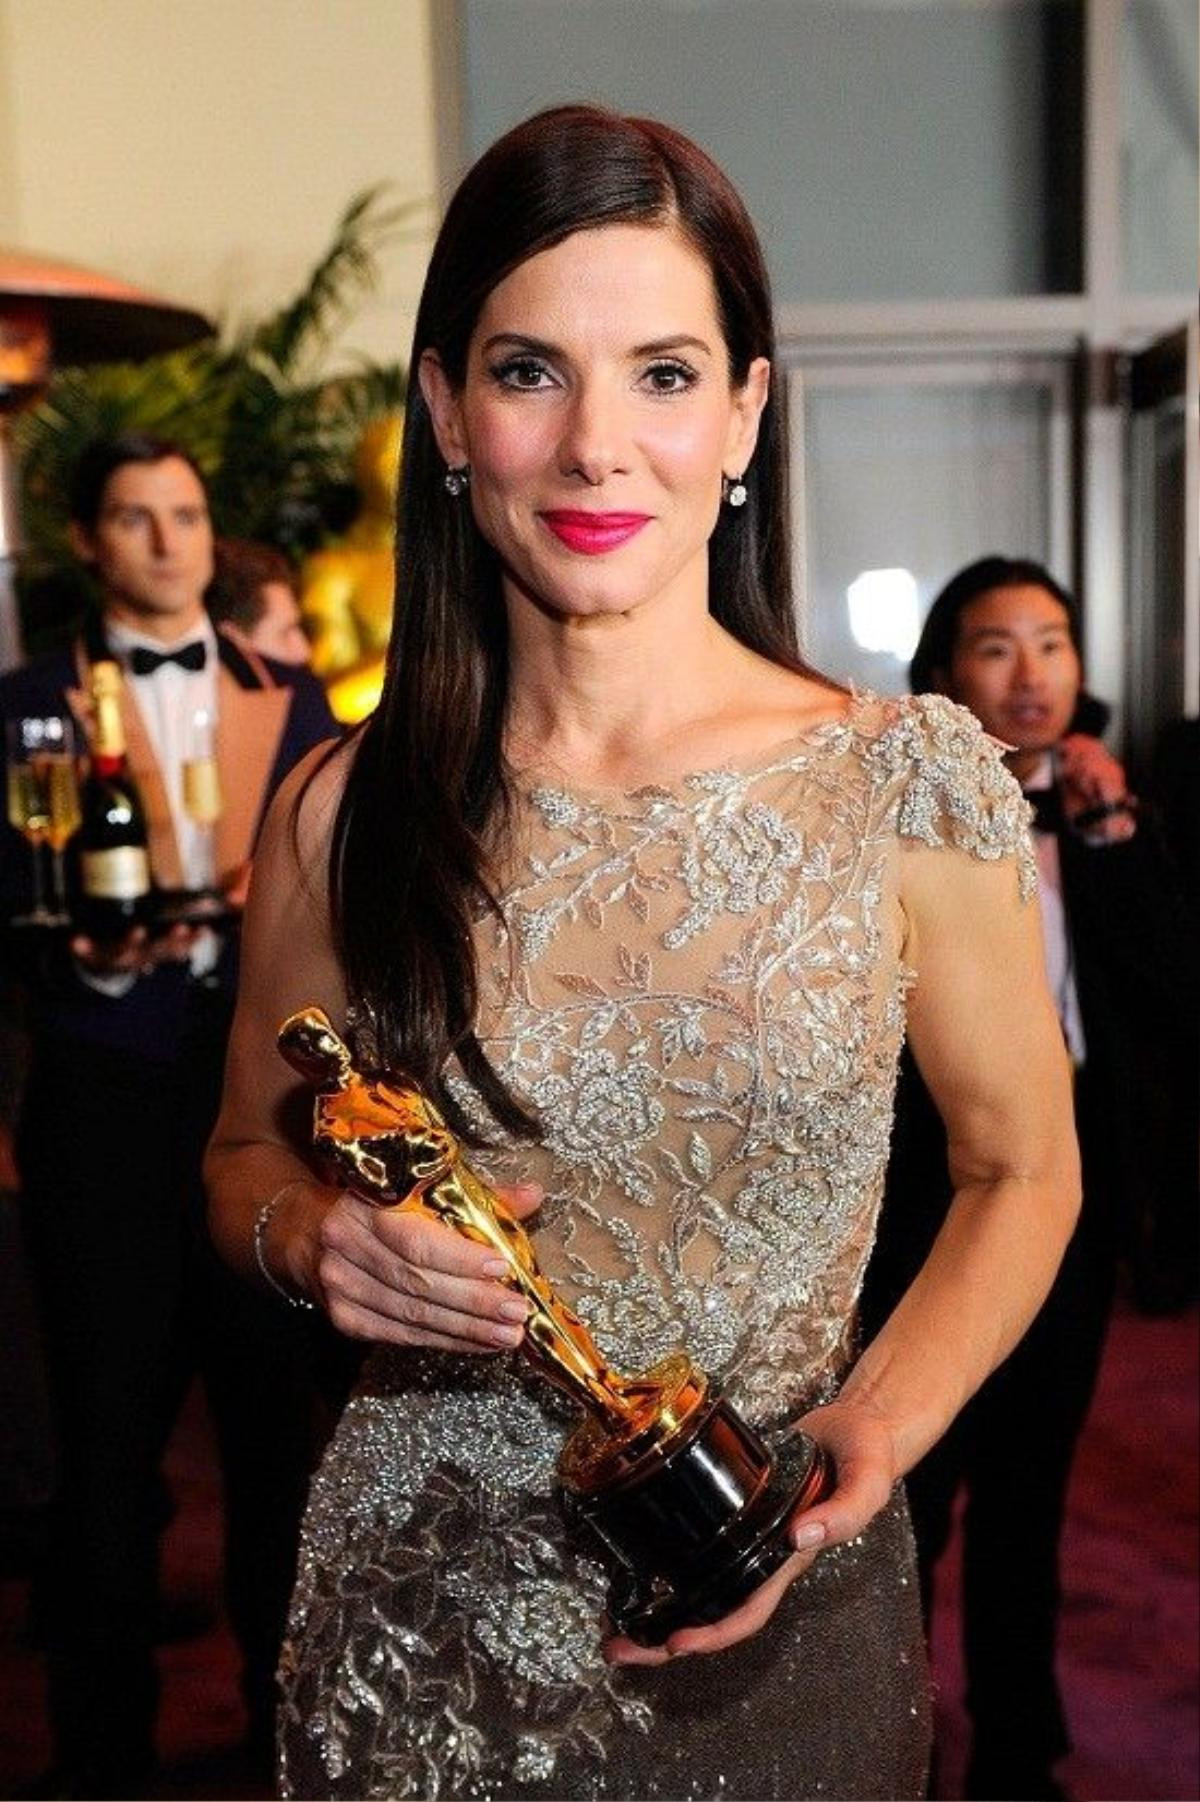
[77,661,153,939]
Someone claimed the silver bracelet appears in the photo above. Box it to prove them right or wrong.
[253,1183,317,1310]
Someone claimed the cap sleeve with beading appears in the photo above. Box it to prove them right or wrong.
[865,692,1037,903]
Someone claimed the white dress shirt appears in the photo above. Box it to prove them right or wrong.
[106,615,219,890]
[1025,753,1087,1067]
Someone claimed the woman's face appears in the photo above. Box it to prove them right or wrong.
[419,222,769,625]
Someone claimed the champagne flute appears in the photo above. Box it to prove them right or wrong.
[5,716,55,925]
[40,716,83,926]
[180,707,224,916]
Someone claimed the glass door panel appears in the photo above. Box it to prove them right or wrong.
[1124,319,1198,781]
[790,359,1072,694]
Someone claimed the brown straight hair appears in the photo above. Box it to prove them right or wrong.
[326,104,828,1141]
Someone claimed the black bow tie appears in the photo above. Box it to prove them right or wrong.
[1025,784,1063,835]
[128,640,208,677]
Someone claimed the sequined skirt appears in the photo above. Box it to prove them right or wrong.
[277,1355,930,1800]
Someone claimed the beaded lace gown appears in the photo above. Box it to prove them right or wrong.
[278,692,1035,1801]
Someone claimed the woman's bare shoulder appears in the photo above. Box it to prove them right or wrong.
[724,657,855,743]
[262,732,357,865]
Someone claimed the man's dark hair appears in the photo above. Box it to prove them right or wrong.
[69,433,207,531]
[207,538,297,632]
[909,555,1081,695]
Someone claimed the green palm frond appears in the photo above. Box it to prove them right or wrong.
[245,185,426,376]
[321,359,410,433]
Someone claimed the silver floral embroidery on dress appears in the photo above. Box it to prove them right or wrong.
[279,691,1033,1800]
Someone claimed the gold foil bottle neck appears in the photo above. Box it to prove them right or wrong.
[90,659,123,699]
[89,660,128,759]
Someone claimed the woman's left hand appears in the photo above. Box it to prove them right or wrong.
[602,1393,898,1666]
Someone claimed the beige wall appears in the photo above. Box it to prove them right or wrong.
[0,0,445,372]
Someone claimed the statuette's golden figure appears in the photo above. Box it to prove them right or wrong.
[277,1006,682,1441]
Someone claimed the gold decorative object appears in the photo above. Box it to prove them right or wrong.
[300,414,401,723]
[278,1004,833,1645]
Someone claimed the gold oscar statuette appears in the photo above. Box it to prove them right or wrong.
[278,1005,832,1644]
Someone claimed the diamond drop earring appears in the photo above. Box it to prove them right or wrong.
[723,473,747,509]
[444,465,470,497]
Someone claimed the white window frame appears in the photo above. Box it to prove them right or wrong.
[439,0,1196,732]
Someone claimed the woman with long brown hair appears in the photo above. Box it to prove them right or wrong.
[207,105,1079,1800]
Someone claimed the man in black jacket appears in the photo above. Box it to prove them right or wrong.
[0,435,338,1796]
[863,556,1198,1802]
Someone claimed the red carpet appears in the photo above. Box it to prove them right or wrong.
[929,1302,1199,1801]
[1,1299,1196,1800]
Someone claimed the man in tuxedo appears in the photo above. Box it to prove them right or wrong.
[863,556,1198,1802]
[0,434,338,1796]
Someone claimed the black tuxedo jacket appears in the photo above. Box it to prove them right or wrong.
[864,796,1199,1327]
[0,617,338,1062]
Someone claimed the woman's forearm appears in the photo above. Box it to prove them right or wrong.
[205,1138,337,1302]
[844,1162,1081,1477]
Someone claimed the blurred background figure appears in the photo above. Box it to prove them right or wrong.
[207,538,312,668]
[864,555,1199,1802]
[0,433,337,1799]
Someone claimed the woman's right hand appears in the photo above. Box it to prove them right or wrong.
[315,1181,542,1353]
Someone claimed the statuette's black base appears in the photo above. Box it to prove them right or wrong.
[568,1389,833,1648]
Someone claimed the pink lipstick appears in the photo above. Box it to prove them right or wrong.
[541,511,651,554]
